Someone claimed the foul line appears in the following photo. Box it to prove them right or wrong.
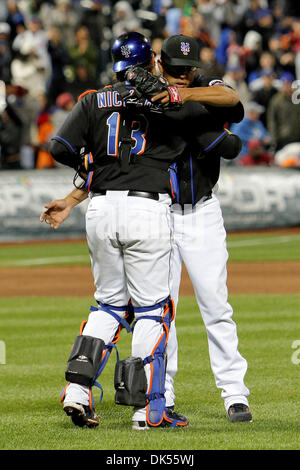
[0,255,89,267]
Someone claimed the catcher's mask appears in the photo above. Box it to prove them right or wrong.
[112,32,153,73]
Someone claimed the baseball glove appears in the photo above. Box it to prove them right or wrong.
[125,66,182,109]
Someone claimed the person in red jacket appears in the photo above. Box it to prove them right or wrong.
[238,138,275,166]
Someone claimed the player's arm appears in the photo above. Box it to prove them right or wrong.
[40,188,88,229]
[50,95,91,168]
[206,129,242,160]
[153,84,239,107]
[193,127,242,161]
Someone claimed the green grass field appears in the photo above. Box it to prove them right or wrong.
[0,231,299,450]
[1,231,300,267]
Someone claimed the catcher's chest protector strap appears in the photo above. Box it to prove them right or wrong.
[134,297,176,427]
[118,111,134,174]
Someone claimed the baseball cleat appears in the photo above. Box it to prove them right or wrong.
[63,401,100,428]
[132,420,150,431]
[132,407,189,430]
[228,403,253,423]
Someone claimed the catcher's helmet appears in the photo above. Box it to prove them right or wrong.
[112,32,153,73]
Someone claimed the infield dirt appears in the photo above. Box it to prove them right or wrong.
[1,261,299,297]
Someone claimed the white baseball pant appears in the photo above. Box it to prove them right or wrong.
[63,190,173,421]
[165,193,250,412]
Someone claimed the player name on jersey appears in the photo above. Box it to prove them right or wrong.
[97,90,152,109]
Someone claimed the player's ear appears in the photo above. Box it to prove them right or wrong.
[149,52,156,73]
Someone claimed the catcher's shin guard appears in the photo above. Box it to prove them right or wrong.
[133,297,184,427]
[61,302,134,405]
[114,356,148,407]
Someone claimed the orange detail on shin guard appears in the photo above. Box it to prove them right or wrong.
[60,383,70,403]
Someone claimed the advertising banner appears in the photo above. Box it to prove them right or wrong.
[217,165,300,230]
[0,169,88,241]
[0,166,299,241]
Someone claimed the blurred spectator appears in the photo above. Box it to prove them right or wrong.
[199,47,225,79]
[181,11,215,49]
[253,9,275,50]
[215,27,234,66]
[112,1,141,38]
[242,29,263,79]
[274,143,300,167]
[80,0,111,48]
[0,82,22,169]
[195,0,222,44]
[51,92,75,131]
[5,81,43,169]
[12,16,51,74]
[0,3,8,23]
[251,69,278,126]
[248,51,276,88]
[0,23,12,83]
[68,25,99,81]
[268,33,286,67]
[35,94,56,169]
[281,17,300,80]
[238,138,274,166]
[67,60,98,101]
[223,64,251,106]
[46,26,71,105]
[152,0,182,37]
[40,0,80,49]
[267,71,300,151]
[5,0,26,42]
[10,38,48,97]
[283,0,300,18]
[0,0,300,172]
[230,101,270,157]
[151,0,172,40]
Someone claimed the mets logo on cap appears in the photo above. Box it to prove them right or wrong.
[181,42,190,56]
[121,45,131,58]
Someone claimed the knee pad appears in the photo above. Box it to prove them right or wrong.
[65,334,105,387]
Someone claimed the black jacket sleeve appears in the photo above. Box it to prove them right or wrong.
[192,73,244,124]
[50,139,80,169]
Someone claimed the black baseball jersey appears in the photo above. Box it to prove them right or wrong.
[175,74,244,207]
[50,85,218,195]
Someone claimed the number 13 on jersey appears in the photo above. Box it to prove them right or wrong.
[106,112,148,157]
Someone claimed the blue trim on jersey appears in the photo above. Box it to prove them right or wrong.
[52,135,76,153]
[189,155,194,206]
[204,130,227,152]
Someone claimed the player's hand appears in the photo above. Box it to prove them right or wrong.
[125,66,182,109]
[40,199,72,229]
[151,90,171,106]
